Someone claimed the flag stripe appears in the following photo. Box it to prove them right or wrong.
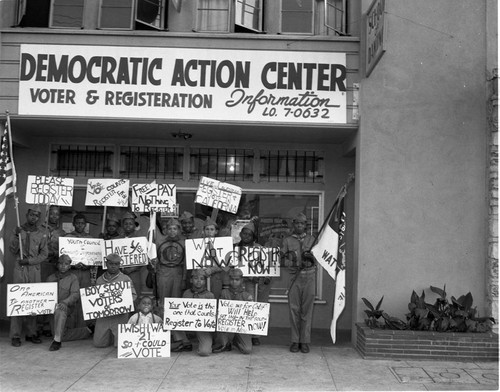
[0,121,15,279]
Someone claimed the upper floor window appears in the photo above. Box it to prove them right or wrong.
[195,0,262,33]
[49,0,85,28]
[98,0,166,30]
[281,0,347,36]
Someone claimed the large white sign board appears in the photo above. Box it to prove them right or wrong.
[80,281,134,320]
[185,237,235,270]
[7,283,58,316]
[118,324,170,359]
[19,45,347,124]
[25,175,74,206]
[163,298,217,331]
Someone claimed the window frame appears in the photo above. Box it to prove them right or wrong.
[98,0,135,30]
[49,0,86,29]
[279,0,315,35]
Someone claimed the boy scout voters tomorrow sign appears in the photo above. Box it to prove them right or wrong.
[18,45,347,124]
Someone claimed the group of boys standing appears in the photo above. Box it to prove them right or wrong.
[8,204,318,356]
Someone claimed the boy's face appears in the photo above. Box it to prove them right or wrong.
[229,275,243,290]
[123,219,135,234]
[26,210,41,226]
[239,228,254,245]
[204,225,218,238]
[138,297,153,315]
[48,208,60,225]
[57,258,72,274]
[74,218,86,233]
[181,219,194,233]
[293,220,306,235]
[106,221,119,235]
[106,259,121,274]
[166,224,179,238]
[191,273,206,290]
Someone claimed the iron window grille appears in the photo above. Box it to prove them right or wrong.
[120,146,183,179]
[189,148,254,181]
[260,150,324,183]
[50,144,114,177]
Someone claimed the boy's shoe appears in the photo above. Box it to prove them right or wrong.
[251,337,261,346]
[171,343,193,352]
[290,342,300,352]
[25,335,42,344]
[212,342,232,353]
[11,337,21,347]
[300,343,310,353]
[49,341,61,351]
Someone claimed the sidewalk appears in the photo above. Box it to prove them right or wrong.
[0,326,498,392]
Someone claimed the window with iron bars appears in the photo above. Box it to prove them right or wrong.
[50,144,114,177]
[260,150,324,183]
[189,148,254,182]
[120,146,183,179]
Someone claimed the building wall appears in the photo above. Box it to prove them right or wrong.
[355,0,490,329]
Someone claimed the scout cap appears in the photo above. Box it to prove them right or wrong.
[203,217,218,229]
[58,254,72,264]
[105,253,122,263]
[122,211,136,222]
[179,211,194,222]
[191,268,208,278]
[293,213,307,223]
[106,214,120,225]
[166,218,181,228]
[241,221,255,234]
[228,268,244,278]
[28,204,42,215]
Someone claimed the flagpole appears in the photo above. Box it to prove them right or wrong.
[5,111,23,258]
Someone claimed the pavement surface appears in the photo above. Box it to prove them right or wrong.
[0,326,498,392]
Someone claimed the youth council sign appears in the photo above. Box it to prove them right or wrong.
[18,45,347,124]
[59,237,103,266]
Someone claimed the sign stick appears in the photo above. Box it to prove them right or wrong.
[254,282,259,301]
[101,206,107,234]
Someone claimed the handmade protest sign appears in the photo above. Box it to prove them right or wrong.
[59,237,103,266]
[118,323,170,359]
[85,178,129,207]
[131,182,176,213]
[185,237,235,270]
[195,177,242,214]
[233,247,280,277]
[163,298,217,331]
[80,281,134,320]
[217,300,270,336]
[7,283,58,316]
[102,237,149,268]
[25,175,74,206]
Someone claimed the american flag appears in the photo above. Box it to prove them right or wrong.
[0,122,15,278]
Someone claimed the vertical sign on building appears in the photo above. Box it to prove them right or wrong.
[365,0,386,77]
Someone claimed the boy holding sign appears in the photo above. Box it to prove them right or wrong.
[93,253,137,348]
[212,268,253,355]
[9,204,48,347]
[171,268,215,356]
[47,255,92,351]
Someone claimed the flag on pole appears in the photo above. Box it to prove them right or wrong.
[0,121,15,278]
[311,188,347,343]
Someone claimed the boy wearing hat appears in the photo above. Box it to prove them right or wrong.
[66,213,92,288]
[9,204,48,347]
[212,268,253,354]
[93,253,137,348]
[281,212,317,354]
[47,254,92,351]
[119,211,145,297]
[179,211,202,240]
[238,220,271,346]
[172,268,215,355]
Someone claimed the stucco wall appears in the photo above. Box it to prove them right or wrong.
[356,0,489,324]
